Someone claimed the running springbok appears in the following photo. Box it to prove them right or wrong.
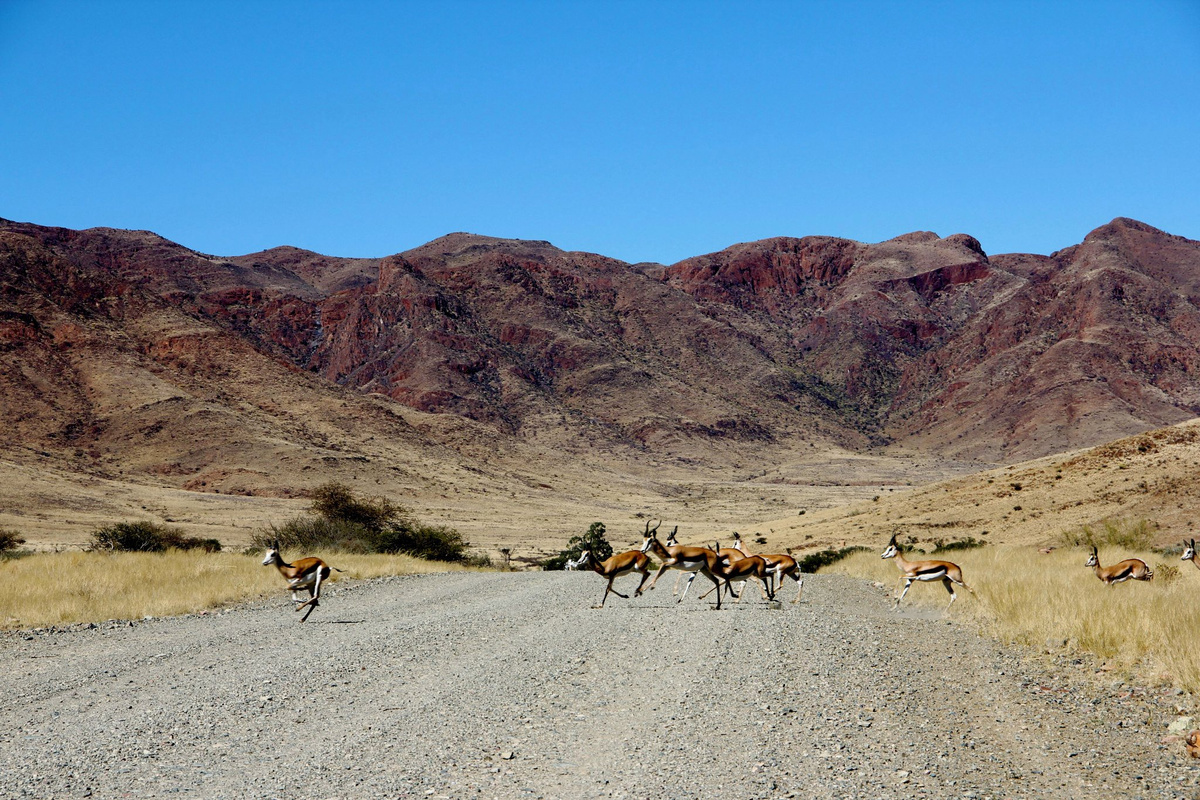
[1181,539,1199,571]
[709,541,775,604]
[640,526,724,608]
[571,548,652,608]
[262,543,342,622]
[1085,546,1153,585]
[880,533,974,609]
[733,536,804,604]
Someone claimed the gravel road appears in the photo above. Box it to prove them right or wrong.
[2,571,1197,799]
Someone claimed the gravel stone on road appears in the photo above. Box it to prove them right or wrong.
[1,571,1196,799]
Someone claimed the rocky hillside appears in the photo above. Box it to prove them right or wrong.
[3,217,1199,474]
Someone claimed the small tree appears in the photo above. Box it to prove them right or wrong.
[543,522,612,570]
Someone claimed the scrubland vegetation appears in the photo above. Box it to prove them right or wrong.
[824,538,1200,691]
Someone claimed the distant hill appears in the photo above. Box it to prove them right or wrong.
[2,216,1199,550]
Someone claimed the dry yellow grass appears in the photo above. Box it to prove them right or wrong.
[825,545,1200,691]
[0,550,482,629]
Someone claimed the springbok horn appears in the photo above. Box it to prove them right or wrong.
[650,520,661,533]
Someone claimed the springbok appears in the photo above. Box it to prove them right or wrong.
[1181,539,1199,570]
[686,531,754,600]
[572,548,651,608]
[709,541,775,604]
[880,533,974,609]
[262,544,342,622]
[732,535,804,604]
[640,526,724,608]
[1085,546,1153,585]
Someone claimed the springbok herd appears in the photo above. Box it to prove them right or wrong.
[260,527,1200,621]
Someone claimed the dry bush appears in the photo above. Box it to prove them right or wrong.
[824,545,1200,691]
[0,528,26,555]
[1059,517,1155,549]
[0,550,482,629]
[89,520,220,553]
[1156,564,1182,586]
[254,482,477,563]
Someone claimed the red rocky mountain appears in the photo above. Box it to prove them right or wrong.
[2,216,1198,467]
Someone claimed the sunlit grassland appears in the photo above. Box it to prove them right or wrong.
[0,550,485,629]
[824,546,1200,691]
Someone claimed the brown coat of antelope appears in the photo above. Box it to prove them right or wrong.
[262,544,342,622]
[880,533,974,610]
[1085,546,1153,585]
[709,541,775,605]
[640,526,725,608]
[732,534,804,604]
[571,548,652,608]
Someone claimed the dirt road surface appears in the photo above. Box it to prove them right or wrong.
[2,572,1196,799]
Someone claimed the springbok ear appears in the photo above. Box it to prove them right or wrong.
[671,525,678,536]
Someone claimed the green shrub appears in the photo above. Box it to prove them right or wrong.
[89,521,221,553]
[799,545,868,573]
[0,528,26,556]
[253,482,471,563]
[543,522,612,570]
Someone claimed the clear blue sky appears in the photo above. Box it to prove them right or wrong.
[2,1,1198,264]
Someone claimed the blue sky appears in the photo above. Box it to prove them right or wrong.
[1,1,1197,264]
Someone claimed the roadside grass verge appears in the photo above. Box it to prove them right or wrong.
[823,546,1200,691]
[0,550,484,630]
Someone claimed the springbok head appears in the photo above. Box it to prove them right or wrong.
[1085,546,1100,568]
[1182,539,1196,561]
[262,540,283,567]
[881,533,900,560]
[639,520,662,553]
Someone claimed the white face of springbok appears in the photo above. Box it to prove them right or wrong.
[1085,548,1099,568]
[262,547,281,567]
[880,537,899,560]
[568,551,592,570]
[1182,540,1196,561]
